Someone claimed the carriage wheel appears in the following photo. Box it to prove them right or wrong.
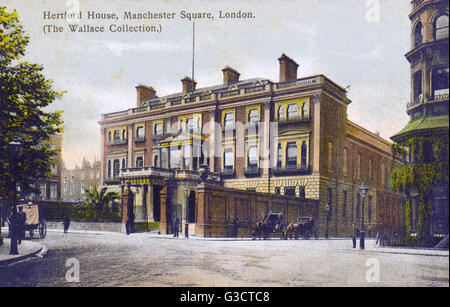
[38,220,47,239]
[29,229,34,238]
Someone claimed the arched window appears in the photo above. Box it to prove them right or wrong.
[277,143,282,167]
[301,102,309,118]
[248,109,259,122]
[287,104,299,119]
[413,71,423,103]
[414,22,423,47]
[136,126,144,138]
[435,15,449,40]
[278,105,285,120]
[154,123,163,135]
[286,142,297,166]
[301,141,307,167]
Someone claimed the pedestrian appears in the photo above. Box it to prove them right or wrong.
[173,215,179,238]
[63,216,71,234]
[17,206,26,244]
[232,217,239,238]
[352,223,357,249]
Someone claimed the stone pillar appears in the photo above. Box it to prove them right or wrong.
[127,126,133,168]
[262,100,271,176]
[312,95,321,174]
[159,186,169,234]
[209,110,215,172]
[195,183,207,237]
[147,184,154,222]
[121,187,135,233]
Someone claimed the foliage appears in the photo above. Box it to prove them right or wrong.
[71,185,121,222]
[390,135,448,245]
[0,7,64,199]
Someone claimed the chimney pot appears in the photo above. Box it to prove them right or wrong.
[136,85,157,107]
[222,66,240,85]
[181,76,197,93]
[278,53,299,82]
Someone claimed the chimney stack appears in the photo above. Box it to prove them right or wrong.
[136,85,156,107]
[278,53,299,82]
[222,66,240,85]
[181,76,197,93]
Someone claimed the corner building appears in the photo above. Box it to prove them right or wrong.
[99,54,403,237]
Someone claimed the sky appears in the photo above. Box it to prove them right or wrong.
[3,0,412,169]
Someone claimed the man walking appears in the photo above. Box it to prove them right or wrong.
[63,216,71,234]
[173,215,179,238]
[232,217,239,238]
[352,223,357,249]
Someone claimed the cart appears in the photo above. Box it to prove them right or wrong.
[7,204,47,239]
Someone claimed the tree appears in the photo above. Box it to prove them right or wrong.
[0,7,64,202]
[72,185,121,222]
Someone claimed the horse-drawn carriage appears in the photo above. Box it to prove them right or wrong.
[251,212,319,240]
[251,212,286,240]
[283,216,319,240]
[6,203,47,239]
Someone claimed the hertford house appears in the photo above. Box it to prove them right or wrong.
[99,54,404,237]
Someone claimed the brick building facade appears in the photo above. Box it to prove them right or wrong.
[99,54,403,237]
[61,158,102,203]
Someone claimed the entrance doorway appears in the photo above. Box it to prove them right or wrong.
[187,191,196,223]
[152,185,162,222]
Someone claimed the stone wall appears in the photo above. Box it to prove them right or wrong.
[167,183,320,237]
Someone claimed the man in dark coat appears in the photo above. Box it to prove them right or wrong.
[352,224,357,249]
[17,207,26,244]
[63,216,71,234]
[173,215,179,238]
[232,217,239,238]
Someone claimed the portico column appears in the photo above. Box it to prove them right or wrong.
[262,100,271,176]
[209,110,216,172]
[127,125,133,168]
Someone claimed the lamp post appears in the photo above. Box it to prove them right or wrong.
[9,141,23,255]
[359,181,369,250]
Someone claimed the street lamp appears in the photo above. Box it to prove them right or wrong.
[8,141,23,255]
[359,180,369,250]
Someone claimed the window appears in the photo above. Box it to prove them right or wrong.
[287,104,298,119]
[357,153,361,179]
[136,156,143,168]
[153,155,158,167]
[414,22,423,47]
[108,131,112,141]
[248,109,259,122]
[277,143,282,167]
[342,191,347,218]
[122,159,126,170]
[136,126,144,138]
[96,172,100,179]
[113,159,120,177]
[122,129,126,139]
[301,141,307,167]
[275,187,281,195]
[49,184,57,199]
[70,185,75,195]
[161,148,167,168]
[64,185,68,195]
[64,176,68,183]
[278,105,285,120]
[285,187,296,197]
[328,141,333,171]
[301,102,309,118]
[224,112,234,127]
[186,118,194,131]
[170,147,180,168]
[286,142,297,166]
[432,67,449,99]
[435,15,449,40]
[40,184,46,199]
[184,146,191,169]
[108,161,111,178]
[80,185,85,194]
[113,130,120,140]
[154,123,163,135]
[413,71,423,103]
[343,148,348,176]
[224,148,234,170]
[248,145,258,167]
[299,186,306,198]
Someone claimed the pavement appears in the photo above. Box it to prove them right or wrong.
[0,239,45,265]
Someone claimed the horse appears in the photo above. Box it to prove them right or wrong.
[284,222,300,240]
